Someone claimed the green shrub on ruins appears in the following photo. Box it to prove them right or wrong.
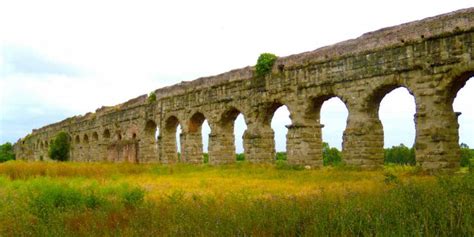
[48,132,71,161]
[255,53,278,77]
[148,92,157,103]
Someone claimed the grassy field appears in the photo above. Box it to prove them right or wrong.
[0,161,472,236]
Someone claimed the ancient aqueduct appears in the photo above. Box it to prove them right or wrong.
[14,8,474,172]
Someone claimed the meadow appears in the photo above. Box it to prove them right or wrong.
[0,161,472,236]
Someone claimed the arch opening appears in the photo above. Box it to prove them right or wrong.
[378,87,416,165]
[452,75,474,167]
[103,129,111,139]
[92,132,99,141]
[220,108,247,161]
[163,116,181,163]
[116,132,122,141]
[75,135,80,144]
[320,97,348,166]
[188,112,209,163]
[145,120,158,141]
[269,104,291,160]
[83,134,89,144]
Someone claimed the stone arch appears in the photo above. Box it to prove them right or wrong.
[115,131,122,141]
[92,132,99,141]
[103,129,111,139]
[365,84,416,118]
[346,82,416,167]
[207,106,248,164]
[75,135,80,144]
[440,70,474,168]
[446,71,474,106]
[301,94,349,166]
[140,119,159,162]
[245,101,294,163]
[161,115,181,163]
[181,112,209,164]
[83,134,89,144]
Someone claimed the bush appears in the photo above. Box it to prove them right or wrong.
[323,142,342,166]
[122,187,145,207]
[147,91,156,103]
[255,53,278,77]
[236,153,245,161]
[203,153,209,163]
[275,152,287,161]
[0,142,15,162]
[48,132,71,161]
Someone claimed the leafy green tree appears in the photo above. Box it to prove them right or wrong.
[255,53,278,77]
[48,132,71,161]
[0,142,15,162]
[323,142,342,166]
[384,144,415,165]
[460,143,472,167]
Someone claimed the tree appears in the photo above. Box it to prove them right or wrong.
[48,132,71,161]
[0,142,15,162]
[384,144,415,165]
[323,142,342,166]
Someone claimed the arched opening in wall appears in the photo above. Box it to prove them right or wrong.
[116,132,122,141]
[92,132,99,141]
[163,116,181,162]
[318,97,348,166]
[377,87,416,165]
[145,120,158,142]
[176,124,182,159]
[188,112,208,163]
[269,103,291,161]
[220,108,247,161]
[45,140,48,148]
[75,135,80,144]
[83,134,89,144]
[235,114,247,161]
[202,120,210,163]
[103,129,111,140]
[451,74,473,167]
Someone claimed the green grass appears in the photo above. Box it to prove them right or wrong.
[0,161,472,236]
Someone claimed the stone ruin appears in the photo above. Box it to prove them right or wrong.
[14,8,474,172]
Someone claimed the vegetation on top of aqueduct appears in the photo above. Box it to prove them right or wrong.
[255,53,278,77]
[0,161,472,236]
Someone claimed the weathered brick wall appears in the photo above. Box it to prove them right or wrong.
[14,8,474,172]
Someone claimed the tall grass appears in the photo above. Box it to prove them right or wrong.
[0,161,472,236]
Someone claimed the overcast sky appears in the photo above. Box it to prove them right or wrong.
[1,0,473,152]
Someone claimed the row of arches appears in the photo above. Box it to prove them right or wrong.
[140,76,472,166]
[30,73,472,169]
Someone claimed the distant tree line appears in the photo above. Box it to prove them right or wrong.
[229,142,474,167]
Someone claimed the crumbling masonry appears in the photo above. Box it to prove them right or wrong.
[14,8,474,172]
